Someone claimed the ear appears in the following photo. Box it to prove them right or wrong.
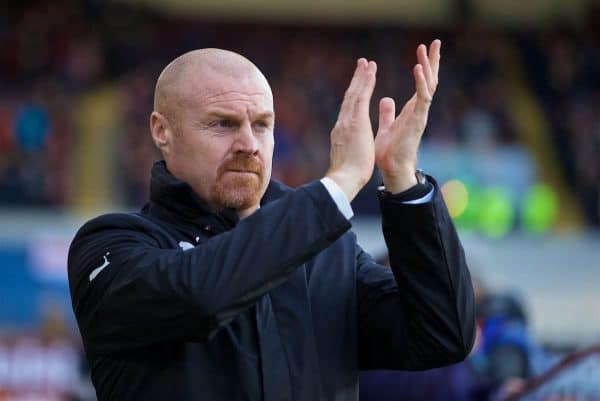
[150,111,173,153]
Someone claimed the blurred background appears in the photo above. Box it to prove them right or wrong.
[0,0,598,400]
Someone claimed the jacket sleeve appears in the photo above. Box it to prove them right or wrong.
[356,178,476,370]
[68,181,350,355]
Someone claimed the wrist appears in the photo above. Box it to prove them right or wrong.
[381,169,418,194]
[325,170,363,202]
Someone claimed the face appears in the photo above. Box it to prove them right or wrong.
[152,69,274,214]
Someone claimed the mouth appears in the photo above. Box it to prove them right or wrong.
[226,170,259,175]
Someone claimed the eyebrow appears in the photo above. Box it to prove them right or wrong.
[204,110,275,121]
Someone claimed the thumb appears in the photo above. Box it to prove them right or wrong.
[378,97,395,134]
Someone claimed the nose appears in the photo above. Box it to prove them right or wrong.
[232,122,259,155]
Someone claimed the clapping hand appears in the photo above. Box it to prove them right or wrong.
[326,40,441,201]
[375,40,441,193]
[326,58,377,201]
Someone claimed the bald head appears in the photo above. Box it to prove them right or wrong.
[153,48,271,120]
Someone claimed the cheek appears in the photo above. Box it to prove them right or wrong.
[261,134,275,158]
[261,135,274,174]
[176,132,230,176]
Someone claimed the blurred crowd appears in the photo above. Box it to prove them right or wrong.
[0,307,94,401]
[0,2,597,223]
[517,28,600,226]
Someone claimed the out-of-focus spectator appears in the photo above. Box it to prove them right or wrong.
[0,305,94,401]
[519,27,600,225]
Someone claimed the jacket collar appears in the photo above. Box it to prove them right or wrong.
[147,160,289,227]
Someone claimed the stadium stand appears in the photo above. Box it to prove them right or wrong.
[0,1,597,227]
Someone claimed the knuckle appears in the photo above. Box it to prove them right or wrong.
[356,94,368,103]
[418,95,431,106]
[333,121,344,133]
[347,117,358,128]
[419,93,432,104]
[335,119,350,132]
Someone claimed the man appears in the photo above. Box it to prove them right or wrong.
[68,41,475,401]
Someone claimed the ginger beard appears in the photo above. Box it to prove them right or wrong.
[210,154,267,210]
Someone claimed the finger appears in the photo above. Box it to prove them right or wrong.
[339,58,368,117]
[417,44,435,94]
[429,39,441,85]
[354,60,377,116]
[378,97,395,133]
[340,58,367,114]
[413,64,432,116]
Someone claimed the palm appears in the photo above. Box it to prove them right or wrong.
[374,40,441,192]
[375,94,422,174]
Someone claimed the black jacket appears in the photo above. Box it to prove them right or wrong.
[68,161,475,401]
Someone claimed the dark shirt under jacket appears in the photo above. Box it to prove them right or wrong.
[68,160,475,401]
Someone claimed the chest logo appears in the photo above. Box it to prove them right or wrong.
[89,252,110,282]
[178,241,195,251]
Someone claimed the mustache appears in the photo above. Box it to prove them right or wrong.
[218,155,264,176]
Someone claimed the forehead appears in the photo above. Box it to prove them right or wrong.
[183,69,273,115]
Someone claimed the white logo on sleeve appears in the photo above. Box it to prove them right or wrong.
[89,252,111,282]
[178,241,195,251]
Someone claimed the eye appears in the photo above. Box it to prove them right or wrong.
[218,119,236,128]
[254,120,270,130]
